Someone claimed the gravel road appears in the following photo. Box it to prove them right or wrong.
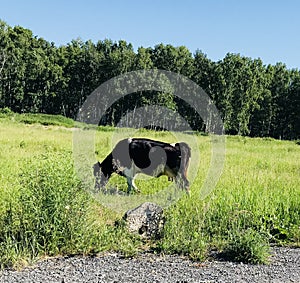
[1,247,299,283]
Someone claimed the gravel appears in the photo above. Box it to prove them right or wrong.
[1,247,299,283]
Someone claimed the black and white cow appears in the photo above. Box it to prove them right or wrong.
[93,138,191,194]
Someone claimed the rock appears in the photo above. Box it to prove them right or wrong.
[123,202,165,239]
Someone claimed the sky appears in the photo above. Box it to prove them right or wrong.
[1,0,300,69]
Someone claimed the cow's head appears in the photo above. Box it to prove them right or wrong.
[93,161,108,189]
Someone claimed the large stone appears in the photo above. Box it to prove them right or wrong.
[123,202,165,239]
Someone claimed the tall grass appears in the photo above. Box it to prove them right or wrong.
[158,136,300,263]
[0,153,91,266]
[0,120,142,269]
[16,113,74,127]
[0,116,299,268]
[0,108,75,128]
[0,152,143,269]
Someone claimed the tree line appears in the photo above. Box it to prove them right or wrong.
[0,20,299,139]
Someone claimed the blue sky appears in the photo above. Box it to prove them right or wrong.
[1,0,300,69]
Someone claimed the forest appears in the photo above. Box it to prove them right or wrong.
[0,20,299,139]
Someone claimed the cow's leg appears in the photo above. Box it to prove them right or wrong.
[175,173,190,195]
[126,176,139,194]
[124,166,140,194]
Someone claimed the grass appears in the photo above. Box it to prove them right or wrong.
[0,113,299,268]
[0,108,75,128]
[221,228,270,264]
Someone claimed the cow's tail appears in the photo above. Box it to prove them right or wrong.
[176,142,191,193]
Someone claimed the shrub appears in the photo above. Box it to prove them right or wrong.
[0,107,13,115]
[157,199,208,261]
[0,151,143,269]
[0,153,99,268]
[0,107,14,118]
[221,228,270,264]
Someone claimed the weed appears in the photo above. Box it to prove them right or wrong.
[221,228,270,264]
[0,152,142,268]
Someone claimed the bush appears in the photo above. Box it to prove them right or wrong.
[221,228,270,264]
[0,107,13,114]
[157,199,208,261]
[0,107,14,118]
[0,151,143,269]
[0,153,100,268]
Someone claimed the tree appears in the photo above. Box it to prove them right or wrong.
[287,70,300,139]
[151,44,194,77]
[216,54,267,135]
[249,64,274,137]
[0,21,299,140]
[135,47,153,70]
[0,20,9,108]
[267,63,291,139]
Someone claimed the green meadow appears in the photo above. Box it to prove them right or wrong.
[0,113,299,269]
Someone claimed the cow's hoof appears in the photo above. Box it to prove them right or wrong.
[127,189,141,195]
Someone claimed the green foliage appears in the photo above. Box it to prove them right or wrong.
[0,153,99,267]
[0,20,300,139]
[1,155,73,264]
[0,107,13,115]
[157,198,208,261]
[0,151,143,269]
[16,113,74,127]
[156,134,300,264]
[0,110,74,127]
[222,228,270,264]
[0,118,299,268]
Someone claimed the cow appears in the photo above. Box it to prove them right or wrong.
[93,138,191,194]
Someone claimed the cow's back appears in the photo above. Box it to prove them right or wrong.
[130,138,184,174]
[129,138,165,170]
[112,138,190,178]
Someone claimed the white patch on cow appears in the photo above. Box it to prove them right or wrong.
[170,143,176,147]
[123,166,134,178]
[128,137,132,144]
[123,163,139,192]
